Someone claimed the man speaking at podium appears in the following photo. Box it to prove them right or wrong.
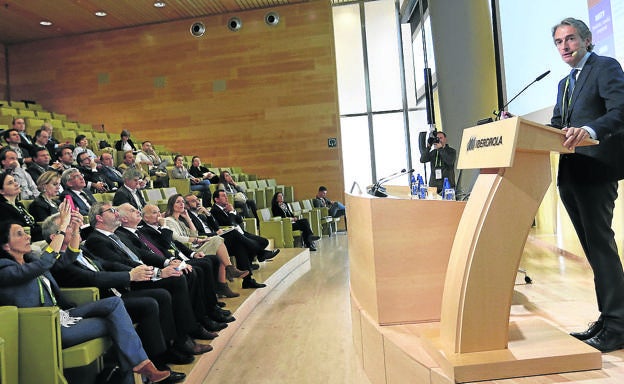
[551,17,624,352]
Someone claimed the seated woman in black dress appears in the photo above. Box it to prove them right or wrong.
[0,172,43,241]
[270,191,320,251]
[189,156,219,185]
[0,202,170,383]
[29,171,61,223]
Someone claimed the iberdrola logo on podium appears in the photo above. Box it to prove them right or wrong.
[466,135,504,151]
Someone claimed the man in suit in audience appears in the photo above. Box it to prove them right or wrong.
[26,147,63,182]
[57,145,75,171]
[3,128,32,166]
[76,151,116,193]
[83,201,219,349]
[113,168,147,209]
[12,117,35,161]
[42,213,190,379]
[99,152,125,187]
[59,168,97,216]
[138,204,238,316]
[32,128,58,162]
[211,190,280,288]
[115,203,233,330]
[135,141,169,188]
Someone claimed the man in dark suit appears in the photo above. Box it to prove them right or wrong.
[83,201,219,349]
[59,168,98,216]
[99,151,125,187]
[551,18,624,352]
[210,190,280,289]
[32,128,58,162]
[113,167,147,209]
[76,151,117,193]
[138,204,240,316]
[42,213,190,380]
[115,203,233,328]
[26,147,63,182]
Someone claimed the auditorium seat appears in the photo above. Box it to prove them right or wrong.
[143,188,165,204]
[0,306,18,384]
[49,119,65,129]
[25,118,45,136]
[17,287,112,384]
[9,101,27,110]
[17,109,36,118]
[302,199,331,238]
[257,208,301,248]
[63,122,78,130]
[167,168,191,196]
[52,112,67,121]
[35,111,52,119]
[290,201,321,238]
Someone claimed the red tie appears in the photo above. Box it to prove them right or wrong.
[138,233,165,257]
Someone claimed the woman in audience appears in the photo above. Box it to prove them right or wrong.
[218,170,258,220]
[72,134,98,162]
[114,130,137,152]
[29,171,62,222]
[0,172,43,241]
[0,201,170,384]
[189,156,219,184]
[163,194,247,297]
[271,191,320,251]
[171,155,211,206]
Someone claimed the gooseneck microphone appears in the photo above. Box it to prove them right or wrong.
[368,169,415,198]
[495,70,551,119]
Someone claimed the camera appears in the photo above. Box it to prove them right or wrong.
[427,131,440,146]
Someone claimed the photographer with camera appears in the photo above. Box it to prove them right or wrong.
[419,131,456,194]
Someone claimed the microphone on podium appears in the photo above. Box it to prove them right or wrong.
[477,70,551,125]
[368,168,414,198]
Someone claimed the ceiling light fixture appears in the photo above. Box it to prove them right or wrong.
[94,11,107,17]
[154,1,166,7]
[40,20,53,26]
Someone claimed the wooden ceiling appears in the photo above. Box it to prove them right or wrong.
[0,0,315,45]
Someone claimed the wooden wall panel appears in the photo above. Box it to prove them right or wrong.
[7,0,344,202]
[0,43,7,101]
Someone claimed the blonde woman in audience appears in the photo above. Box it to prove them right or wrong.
[163,194,246,297]
[29,171,62,223]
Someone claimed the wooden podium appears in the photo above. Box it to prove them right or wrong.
[420,117,602,382]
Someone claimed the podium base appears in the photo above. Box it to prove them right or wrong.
[418,318,602,383]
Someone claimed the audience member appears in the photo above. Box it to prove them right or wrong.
[57,145,75,171]
[118,150,149,186]
[0,172,42,241]
[189,156,219,184]
[27,147,62,182]
[76,151,115,193]
[135,141,168,188]
[163,194,248,297]
[218,170,258,219]
[171,155,211,205]
[211,189,280,288]
[115,130,137,152]
[313,186,346,219]
[1,148,39,200]
[0,204,171,384]
[59,168,97,216]
[29,171,61,222]
[3,129,32,166]
[72,134,98,162]
[83,201,221,340]
[271,191,320,251]
[113,168,147,210]
[99,152,125,187]
[32,128,58,161]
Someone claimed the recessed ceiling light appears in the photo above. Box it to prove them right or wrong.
[94,11,107,17]
[154,1,166,7]
[40,20,53,26]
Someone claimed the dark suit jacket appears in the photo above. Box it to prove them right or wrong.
[113,185,146,209]
[187,210,220,236]
[210,205,243,227]
[26,163,55,183]
[51,248,133,298]
[115,226,168,268]
[552,52,624,180]
[28,195,59,223]
[60,188,97,216]
[137,225,194,259]
[84,229,144,268]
